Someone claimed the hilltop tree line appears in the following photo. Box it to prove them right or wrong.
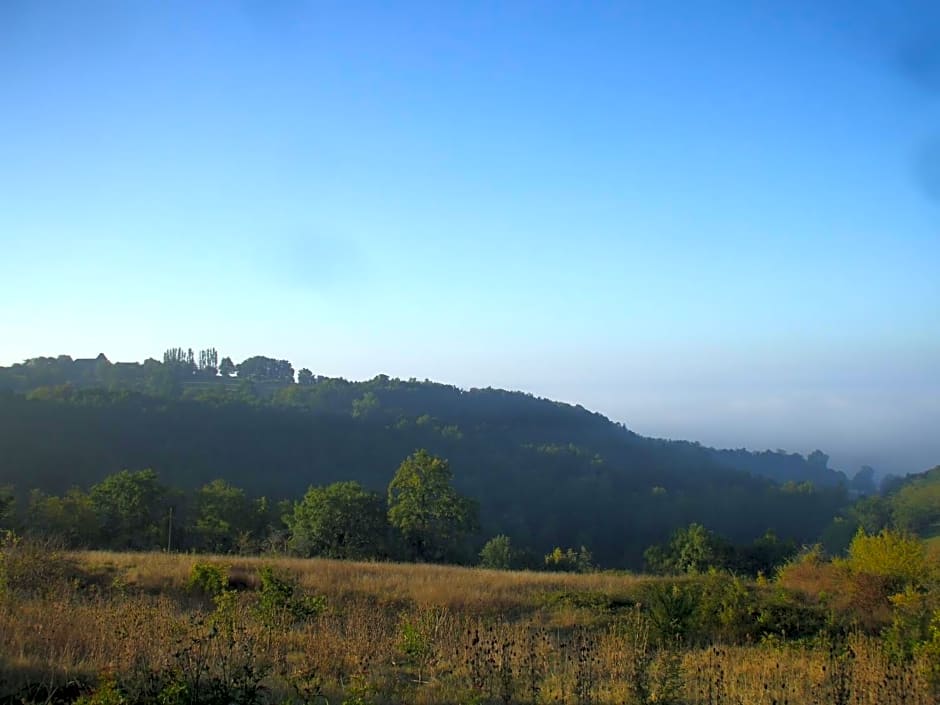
[0,350,307,394]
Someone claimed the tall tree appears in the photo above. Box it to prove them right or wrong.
[164,347,195,378]
[644,523,731,575]
[27,488,99,547]
[163,348,185,365]
[387,450,478,563]
[198,348,219,376]
[850,466,877,496]
[237,356,295,383]
[191,479,257,553]
[286,481,388,559]
[90,469,170,550]
[479,534,514,570]
[219,356,236,377]
[891,467,940,534]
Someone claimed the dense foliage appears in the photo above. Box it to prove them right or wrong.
[822,465,940,554]
[286,481,389,560]
[0,350,878,567]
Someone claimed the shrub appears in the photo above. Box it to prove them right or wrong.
[694,573,759,642]
[840,528,930,591]
[644,523,730,575]
[187,561,229,598]
[543,546,594,573]
[916,609,940,696]
[255,566,326,626]
[884,586,937,661]
[754,589,831,640]
[776,544,842,598]
[75,678,124,705]
[0,530,72,598]
[644,582,699,642]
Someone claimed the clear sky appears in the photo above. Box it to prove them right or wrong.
[1,1,938,476]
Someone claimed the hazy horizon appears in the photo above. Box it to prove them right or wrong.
[2,2,938,478]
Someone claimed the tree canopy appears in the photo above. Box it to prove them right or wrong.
[388,450,478,562]
[0,349,860,568]
[286,481,388,560]
[89,469,171,550]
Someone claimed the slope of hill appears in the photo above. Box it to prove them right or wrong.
[0,353,849,566]
[887,465,940,537]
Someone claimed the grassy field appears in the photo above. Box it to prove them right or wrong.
[0,544,937,705]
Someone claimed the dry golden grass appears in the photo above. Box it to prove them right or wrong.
[0,549,935,705]
[73,550,654,613]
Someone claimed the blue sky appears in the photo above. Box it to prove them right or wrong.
[1,1,938,475]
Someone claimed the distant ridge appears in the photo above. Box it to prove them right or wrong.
[0,352,849,566]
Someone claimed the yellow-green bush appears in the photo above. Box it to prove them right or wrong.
[839,528,931,591]
[187,561,229,597]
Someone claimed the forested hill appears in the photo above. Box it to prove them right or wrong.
[0,352,849,566]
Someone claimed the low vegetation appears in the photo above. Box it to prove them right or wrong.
[1,528,937,705]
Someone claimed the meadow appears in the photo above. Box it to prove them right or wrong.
[1,538,937,705]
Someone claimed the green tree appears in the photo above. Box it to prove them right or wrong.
[28,488,99,547]
[219,356,236,377]
[237,356,294,383]
[891,467,940,535]
[543,545,594,573]
[163,347,195,377]
[297,368,314,386]
[90,469,170,550]
[850,465,877,496]
[807,450,830,469]
[479,534,514,570]
[351,391,379,418]
[850,495,893,534]
[197,348,218,376]
[191,479,257,553]
[387,450,478,563]
[821,515,859,555]
[644,523,730,575]
[141,357,177,396]
[286,481,388,559]
[729,530,796,577]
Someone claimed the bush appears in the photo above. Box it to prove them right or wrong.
[754,589,832,641]
[884,587,937,661]
[543,546,594,573]
[255,566,326,626]
[840,528,931,591]
[776,544,842,598]
[0,530,72,598]
[644,582,698,642]
[75,678,124,705]
[916,609,940,696]
[187,561,229,598]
